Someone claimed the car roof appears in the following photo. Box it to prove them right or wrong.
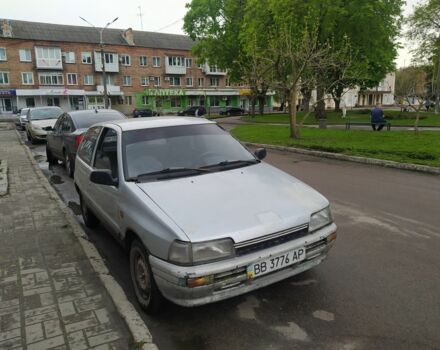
[29,106,62,110]
[95,116,215,131]
[67,109,124,120]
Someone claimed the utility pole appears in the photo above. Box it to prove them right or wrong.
[138,6,144,31]
[79,16,118,109]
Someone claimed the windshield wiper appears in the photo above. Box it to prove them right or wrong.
[201,159,260,169]
[135,167,212,182]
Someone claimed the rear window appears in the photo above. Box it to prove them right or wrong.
[74,112,125,129]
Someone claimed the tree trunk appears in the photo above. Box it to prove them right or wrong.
[415,105,421,135]
[435,55,440,114]
[258,95,265,115]
[332,84,344,111]
[334,97,340,111]
[250,96,256,117]
[314,87,326,120]
[301,87,312,113]
[288,86,299,139]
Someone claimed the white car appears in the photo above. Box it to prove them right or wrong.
[26,107,63,143]
[74,117,337,312]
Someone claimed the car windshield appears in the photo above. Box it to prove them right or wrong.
[123,124,257,181]
[29,108,62,120]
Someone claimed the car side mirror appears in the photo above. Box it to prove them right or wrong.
[43,126,54,131]
[90,170,118,186]
[254,148,267,160]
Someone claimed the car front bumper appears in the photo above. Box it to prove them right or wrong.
[150,222,337,307]
[29,128,48,140]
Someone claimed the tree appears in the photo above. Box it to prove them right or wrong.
[395,66,431,133]
[407,0,440,114]
[183,0,271,116]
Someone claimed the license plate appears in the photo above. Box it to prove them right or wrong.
[247,247,306,279]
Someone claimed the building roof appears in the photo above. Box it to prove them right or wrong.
[1,19,194,51]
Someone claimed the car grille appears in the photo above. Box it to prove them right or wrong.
[234,223,309,256]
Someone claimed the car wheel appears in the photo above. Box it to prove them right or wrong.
[79,193,99,228]
[63,150,74,178]
[130,239,163,313]
[46,146,58,165]
[27,131,36,144]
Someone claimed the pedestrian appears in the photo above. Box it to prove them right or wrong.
[370,104,386,131]
[340,99,347,118]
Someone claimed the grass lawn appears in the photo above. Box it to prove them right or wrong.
[242,110,440,127]
[231,124,440,167]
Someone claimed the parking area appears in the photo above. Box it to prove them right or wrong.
[20,127,440,350]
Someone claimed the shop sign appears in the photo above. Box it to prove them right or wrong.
[143,89,186,96]
[239,89,251,96]
[0,89,16,96]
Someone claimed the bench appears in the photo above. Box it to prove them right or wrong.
[345,120,391,131]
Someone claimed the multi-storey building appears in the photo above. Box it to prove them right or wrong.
[0,19,268,114]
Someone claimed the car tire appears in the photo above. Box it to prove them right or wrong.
[46,146,58,165]
[64,150,74,178]
[27,131,36,144]
[130,238,163,314]
[79,193,99,228]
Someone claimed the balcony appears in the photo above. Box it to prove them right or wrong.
[96,85,122,95]
[165,56,186,75]
[35,47,63,70]
[202,63,227,76]
[94,52,119,73]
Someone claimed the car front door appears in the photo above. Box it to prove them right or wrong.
[90,127,121,236]
[48,114,66,158]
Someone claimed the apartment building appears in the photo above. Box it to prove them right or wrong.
[0,19,266,114]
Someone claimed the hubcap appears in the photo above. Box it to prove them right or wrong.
[135,252,150,293]
[65,154,70,173]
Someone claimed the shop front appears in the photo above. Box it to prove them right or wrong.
[16,89,86,111]
[0,89,17,113]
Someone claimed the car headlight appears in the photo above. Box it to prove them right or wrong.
[169,238,235,265]
[309,206,332,232]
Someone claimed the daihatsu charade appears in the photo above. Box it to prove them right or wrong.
[74,117,337,312]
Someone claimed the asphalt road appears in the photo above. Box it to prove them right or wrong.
[20,128,440,350]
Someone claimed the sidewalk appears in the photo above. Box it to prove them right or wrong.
[0,125,133,349]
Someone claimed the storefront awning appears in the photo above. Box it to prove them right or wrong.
[16,89,85,96]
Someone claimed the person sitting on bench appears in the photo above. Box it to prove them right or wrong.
[371,104,386,131]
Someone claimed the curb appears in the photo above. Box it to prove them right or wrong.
[243,142,440,175]
[0,159,8,196]
[15,129,158,350]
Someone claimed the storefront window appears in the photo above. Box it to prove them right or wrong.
[170,97,181,108]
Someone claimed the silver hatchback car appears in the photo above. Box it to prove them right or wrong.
[74,117,337,312]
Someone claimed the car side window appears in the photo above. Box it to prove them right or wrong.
[77,126,101,165]
[53,116,64,132]
[61,116,73,133]
[94,128,119,179]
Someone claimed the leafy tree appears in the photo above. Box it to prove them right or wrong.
[407,0,440,114]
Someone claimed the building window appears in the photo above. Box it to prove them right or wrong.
[197,62,203,69]
[120,54,131,66]
[153,76,161,86]
[101,75,113,85]
[104,53,114,64]
[21,72,34,85]
[35,47,62,69]
[0,72,9,84]
[26,97,35,107]
[142,96,148,105]
[64,52,75,63]
[153,56,160,67]
[198,78,204,87]
[39,73,64,85]
[170,97,181,108]
[168,56,185,67]
[210,77,219,87]
[123,76,132,86]
[140,76,149,86]
[169,76,181,86]
[139,56,147,66]
[185,58,192,68]
[225,79,231,87]
[67,73,78,85]
[186,77,193,87]
[0,48,6,61]
[211,97,221,107]
[19,49,31,62]
[81,52,92,64]
[124,96,133,105]
[84,74,94,85]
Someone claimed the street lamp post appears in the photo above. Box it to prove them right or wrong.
[79,16,118,109]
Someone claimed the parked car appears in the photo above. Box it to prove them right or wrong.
[74,117,337,313]
[132,108,158,118]
[220,107,245,116]
[26,107,63,144]
[46,109,126,177]
[177,106,206,116]
[15,108,30,130]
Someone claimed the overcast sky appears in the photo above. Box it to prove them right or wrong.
[2,0,421,68]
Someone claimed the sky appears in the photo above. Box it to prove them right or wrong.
[1,0,422,68]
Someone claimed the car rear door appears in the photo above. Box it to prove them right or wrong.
[48,114,66,158]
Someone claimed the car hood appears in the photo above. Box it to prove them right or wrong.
[136,163,329,243]
[30,119,57,128]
